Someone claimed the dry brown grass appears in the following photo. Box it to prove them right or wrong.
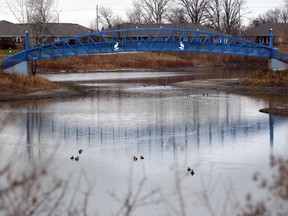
[36,52,266,72]
[0,69,57,95]
[279,45,288,52]
[243,69,288,87]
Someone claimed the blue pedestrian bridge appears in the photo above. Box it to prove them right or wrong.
[3,27,288,74]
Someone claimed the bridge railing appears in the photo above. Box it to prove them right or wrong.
[3,27,286,70]
[25,28,273,58]
[273,50,288,64]
[2,51,27,69]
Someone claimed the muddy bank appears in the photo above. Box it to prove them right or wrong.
[0,87,83,102]
[260,105,288,116]
[1,75,288,117]
[174,78,288,116]
[174,78,288,94]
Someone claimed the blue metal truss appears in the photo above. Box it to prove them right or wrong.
[3,27,288,69]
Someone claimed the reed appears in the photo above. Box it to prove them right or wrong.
[36,52,265,72]
[243,69,288,87]
[0,70,57,94]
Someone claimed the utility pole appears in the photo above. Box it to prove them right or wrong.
[96,5,99,31]
[238,0,241,36]
[55,10,62,24]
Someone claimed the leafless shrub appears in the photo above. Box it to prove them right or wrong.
[238,155,288,216]
[0,112,92,216]
[0,152,95,216]
[110,166,160,216]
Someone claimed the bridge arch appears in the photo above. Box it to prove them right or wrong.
[3,27,288,74]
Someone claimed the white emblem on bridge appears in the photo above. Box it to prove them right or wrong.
[179,42,185,51]
[114,42,120,51]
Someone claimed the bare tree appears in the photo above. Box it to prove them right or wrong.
[166,7,188,24]
[206,0,246,35]
[265,8,284,23]
[267,8,288,23]
[285,0,288,9]
[6,0,33,30]
[113,15,125,28]
[206,0,222,30]
[131,0,171,24]
[99,6,115,29]
[7,0,58,45]
[222,0,246,35]
[27,0,57,23]
[177,0,209,24]
[126,7,145,24]
[281,10,288,23]
[6,0,58,76]
[247,0,288,28]
[249,6,288,27]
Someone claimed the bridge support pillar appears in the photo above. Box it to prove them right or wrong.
[4,61,29,76]
[268,59,288,71]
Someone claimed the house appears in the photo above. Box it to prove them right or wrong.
[17,22,92,44]
[0,20,25,49]
[0,20,92,49]
[241,23,288,46]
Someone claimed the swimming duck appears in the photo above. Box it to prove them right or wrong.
[70,156,74,160]
[133,156,138,161]
[187,167,191,172]
[79,149,83,154]
[140,155,144,160]
[75,156,79,161]
[191,170,195,176]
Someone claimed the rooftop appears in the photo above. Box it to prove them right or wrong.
[0,20,25,37]
[110,23,224,35]
[241,23,288,37]
[0,20,91,38]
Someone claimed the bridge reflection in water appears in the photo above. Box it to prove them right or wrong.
[19,91,286,161]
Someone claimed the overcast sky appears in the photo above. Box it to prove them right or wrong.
[0,0,285,28]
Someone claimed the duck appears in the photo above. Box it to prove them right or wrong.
[133,156,138,161]
[191,170,195,176]
[187,167,191,172]
[70,156,74,160]
[75,156,79,161]
[140,155,144,160]
[79,149,83,154]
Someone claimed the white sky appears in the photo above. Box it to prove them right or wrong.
[0,0,285,28]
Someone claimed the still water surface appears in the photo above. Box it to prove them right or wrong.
[0,70,288,215]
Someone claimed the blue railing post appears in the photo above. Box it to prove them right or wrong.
[269,28,273,49]
[25,31,29,60]
[269,28,274,58]
[136,26,139,50]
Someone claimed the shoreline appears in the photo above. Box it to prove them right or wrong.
[1,72,288,116]
[174,78,288,94]
[0,87,82,102]
[174,78,288,116]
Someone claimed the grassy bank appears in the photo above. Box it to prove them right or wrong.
[243,69,288,87]
[0,69,57,96]
[0,49,22,56]
[36,52,265,72]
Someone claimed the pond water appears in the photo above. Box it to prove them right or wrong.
[0,69,288,215]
